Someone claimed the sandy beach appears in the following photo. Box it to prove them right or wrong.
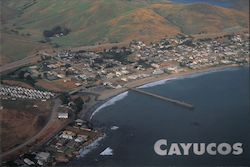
[97,64,241,101]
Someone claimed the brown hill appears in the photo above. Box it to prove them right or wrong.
[1,0,249,63]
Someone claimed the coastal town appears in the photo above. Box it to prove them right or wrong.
[13,32,249,91]
[1,32,249,166]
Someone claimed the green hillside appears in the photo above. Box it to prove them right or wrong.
[151,3,249,34]
[1,0,249,64]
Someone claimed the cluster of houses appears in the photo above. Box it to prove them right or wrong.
[8,119,100,166]
[56,129,88,149]
[7,151,51,166]
[18,121,98,166]
[52,128,89,155]
[0,86,54,100]
[128,33,249,70]
[21,152,51,166]
[23,33,249,90]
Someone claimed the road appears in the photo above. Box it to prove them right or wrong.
[0,42,129,75]
[0,98,61,159]
[0,55,41,75]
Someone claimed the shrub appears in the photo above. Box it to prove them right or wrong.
[43,26,70,38]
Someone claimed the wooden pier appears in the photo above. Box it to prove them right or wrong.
[128,87,194,110]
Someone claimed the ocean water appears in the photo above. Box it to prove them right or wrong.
[171,0,234,7]
[71,67,250,166]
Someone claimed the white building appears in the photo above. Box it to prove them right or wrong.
[58,112,69,119]
[35,152,50,162]
[153,69,164,75]
[60,130,76,140]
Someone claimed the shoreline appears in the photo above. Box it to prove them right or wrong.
[2,64,245,164]
[73,64,250,167]
[85,64,247,121]
[69,63,248,165]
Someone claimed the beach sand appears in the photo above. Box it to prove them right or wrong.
[97,64,241,101]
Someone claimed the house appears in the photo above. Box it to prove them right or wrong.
[151,63,160,69]
[57,74,65,79]
[106,73,115,79]
[58,112,69,119]
[60,130,76,140]
[115,72,122,77]
[24,158,35,166]
[153,69,164,75]
[121,78,127,82]
[75,119,85,126]
[35,152,50,162]
[128,75,138,80]
[75,83,82,87]
[75,134,88,143]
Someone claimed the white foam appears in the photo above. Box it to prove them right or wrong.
[79,135,105,157]
[100,147,113,156]
[139,77,178,88]
[90,91,128,120]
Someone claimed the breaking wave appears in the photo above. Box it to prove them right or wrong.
[139,78,177,88]
[79,134,106,157]
[90,91,128,120]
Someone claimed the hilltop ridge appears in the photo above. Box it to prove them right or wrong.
[1,0,249,64]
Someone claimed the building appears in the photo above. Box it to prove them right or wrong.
[35,152,50,163]
[75,134,88,143]
[24,158,35,166]
[60,130,76,140]
[153,69,164,75]
[58,112,69,119]
[75,119,85,126]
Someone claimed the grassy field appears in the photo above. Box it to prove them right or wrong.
[0,33,48,65]
[150,3,249,34]
[1,0,249,64]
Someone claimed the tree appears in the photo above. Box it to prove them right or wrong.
[18,70,26,79]
[38,74,42,79]
[26,75,36,86]
[43,30,53,37]
[59,93,69,104]
[74,97,84,112]
[43,26,70,38]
